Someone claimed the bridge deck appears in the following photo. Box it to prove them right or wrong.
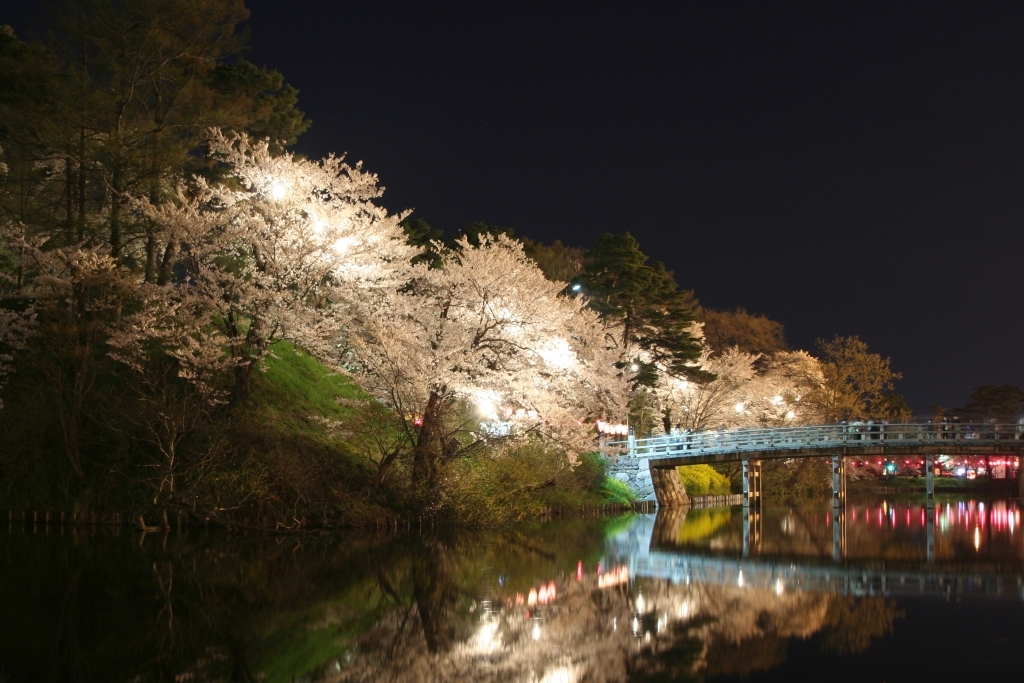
[607,422,1024,466]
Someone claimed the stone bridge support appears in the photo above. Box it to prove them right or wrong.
[606,457,690,506]
[605,456,656,502]
[650,465,689,507]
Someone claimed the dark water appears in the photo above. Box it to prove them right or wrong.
[1,494,1022,682]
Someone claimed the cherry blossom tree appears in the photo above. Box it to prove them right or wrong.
[129,131,415,399]
[660,347,822,433]
[340,235,628,495]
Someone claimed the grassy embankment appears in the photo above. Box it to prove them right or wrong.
[0,341,633,527]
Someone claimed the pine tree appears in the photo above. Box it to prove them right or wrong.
[579,232,706,384]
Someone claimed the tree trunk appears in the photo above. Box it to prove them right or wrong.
[157,238,177,285]
[65,158,76,245]
[56,405,86,479]
[144,231,158,282]
[77,127,87,242]
[231,363,253,403]
[109,166,122,258]
[412,546,453,654]
[412,391,444,491]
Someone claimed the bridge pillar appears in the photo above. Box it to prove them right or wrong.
[742,460,762,508]
[925,453,935,509]
[650,466,690,507]
[831,455,846,508]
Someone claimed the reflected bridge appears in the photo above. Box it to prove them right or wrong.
[606,423,1024,508]
[605,512,1024,601]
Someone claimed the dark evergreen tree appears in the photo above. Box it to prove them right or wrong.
[452,221,514,248]
[956,384,1024,421]
[399,217,445,268]
[520,236,584,283]
[578,232,708,384]
[0,0,310,278]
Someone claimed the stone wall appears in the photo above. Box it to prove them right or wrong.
[607,457,739,508]
[606,456,656,502]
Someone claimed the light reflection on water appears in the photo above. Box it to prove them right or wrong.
[0,495,1022,682]
[657,495,1024,566]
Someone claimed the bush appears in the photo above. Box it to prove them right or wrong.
[677,464,731,495]
[437,445,613,525]
[601,477,637,504]
[762,459,830,500]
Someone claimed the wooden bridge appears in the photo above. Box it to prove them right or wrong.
[605,423,1024,508]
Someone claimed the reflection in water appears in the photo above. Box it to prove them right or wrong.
[0,495,1022,681]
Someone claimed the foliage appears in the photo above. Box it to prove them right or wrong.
[700,306,788,356]
[521,236,585,283]
[435,445,611,525]
[761,459,831,500]
[123,131,414,401]
[804,335,902,422]
[0,1,308,270]
[872,391,913,422]
[676,464,731,496]
[661,345,820,433]
[579,232,706,385]
[955,384,1024,421]
[601,475,637,504]
[341,234,628,503]
[400,217,445,268]
[452,220,515,248]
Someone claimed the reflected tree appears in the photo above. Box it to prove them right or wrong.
[820,596,902,655]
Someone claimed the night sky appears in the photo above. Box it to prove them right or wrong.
[5,1,1024,413]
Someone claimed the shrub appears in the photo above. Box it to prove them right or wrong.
[677,464,731,495]
[601,477,637,504]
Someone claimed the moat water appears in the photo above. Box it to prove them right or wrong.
[1,493,1022,682]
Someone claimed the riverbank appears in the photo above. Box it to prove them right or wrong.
[848,475,1019,494]
[0,341,635,530]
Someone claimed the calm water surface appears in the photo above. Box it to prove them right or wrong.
[1,493,1022,682]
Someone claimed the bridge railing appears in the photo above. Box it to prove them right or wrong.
[605,423,1024,459]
